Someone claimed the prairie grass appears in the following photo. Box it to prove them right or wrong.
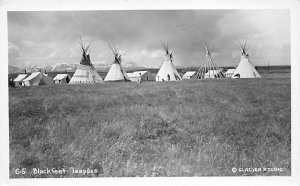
[9,75,290,177]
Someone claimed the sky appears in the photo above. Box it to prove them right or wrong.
[8,10,290,68]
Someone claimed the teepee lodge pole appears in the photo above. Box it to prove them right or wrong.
[194,42,224,79]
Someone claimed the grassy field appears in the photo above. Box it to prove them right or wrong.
[9,74,290,177]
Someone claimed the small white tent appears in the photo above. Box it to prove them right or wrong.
[128,71,155,82]
[232,41,261,78]
[182,71,196,79]
[13,74,28,86]
[155,42,182,81]
[69,38,103,84]
[23,72,54,86]
[224,69,235,78]
[53,74,71,84]
[104,44,130,82]
[204,70,224,79]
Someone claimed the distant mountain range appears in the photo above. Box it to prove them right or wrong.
[8,62,148,74]
[8,66,23,74]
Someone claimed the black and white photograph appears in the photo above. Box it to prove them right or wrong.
[1,0,300,185]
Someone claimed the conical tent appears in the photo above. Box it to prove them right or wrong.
[69,38,103,84]
[232,41,261,78]
[104,43,130,81]
[194,42,224,79]
[155,42,182,81]
[23,72,54,86]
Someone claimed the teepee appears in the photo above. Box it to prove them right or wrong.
[104,44,130,81]
[194,42,224,79]
[155,42,182,81]
[69,38,103,84]
[232,41,261,78]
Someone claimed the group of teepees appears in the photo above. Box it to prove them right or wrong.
[69,39,183,84]
[68,38,261,84]
[12,38,261,87]
[69,38,131,83]
[193,41,260,79]
[156,40,261,81]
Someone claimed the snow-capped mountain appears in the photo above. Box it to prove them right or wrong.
[92,62,111,70]
[8,66,22,74]
[30,66,44,72]
[44,63,78,72]
[122,61,146,70]
[9,61,148,74]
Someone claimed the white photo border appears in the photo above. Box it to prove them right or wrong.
[0,0,299,186]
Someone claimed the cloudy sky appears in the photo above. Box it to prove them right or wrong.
[8,10,290,68]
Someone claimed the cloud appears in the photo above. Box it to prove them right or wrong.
[8,10,290,68]
[8,42,21,66]
[47,50,58,58]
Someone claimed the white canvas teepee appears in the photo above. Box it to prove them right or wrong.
[69,39,103,84]
[23,72,54,86]
[232,41,261,78]
[104,44,130,82]
[155,42,182,81]
[194,42,224,79]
